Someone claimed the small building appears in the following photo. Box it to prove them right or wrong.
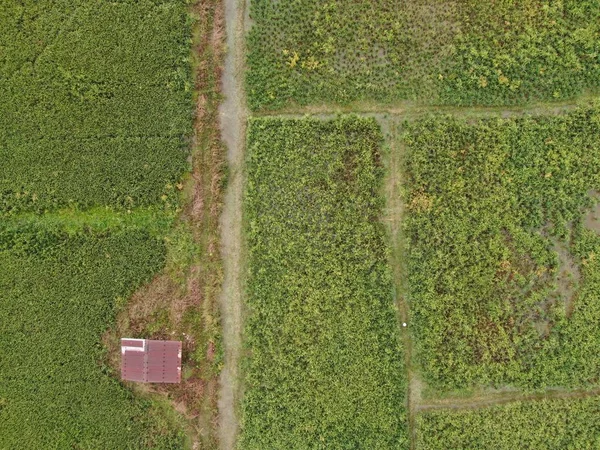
[121,338,182,383]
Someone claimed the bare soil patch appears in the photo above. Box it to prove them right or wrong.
[584,192,600,235]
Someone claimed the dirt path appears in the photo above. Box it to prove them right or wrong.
[253,93,597,118]
[217,0,247,448]
[417,387,600,412]
[211,5,600,441]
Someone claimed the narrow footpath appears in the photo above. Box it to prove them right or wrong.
[217,0,247,448]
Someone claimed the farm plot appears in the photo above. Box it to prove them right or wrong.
[241,117,407,448]
[415,396,600,449]
[246,0,600,110]
[0,0,193,215]
[403,106,600,392]
[0,223,184,449]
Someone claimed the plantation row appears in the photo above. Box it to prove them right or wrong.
[246,0,600,110]
[416,396,600,449]
[0,222,184,449]
[403,105,600,392]
[0,0,193,215]
[0,0,195,447]
[241,117,407,448]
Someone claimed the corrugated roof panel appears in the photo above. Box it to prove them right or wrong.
[120,338,181,383]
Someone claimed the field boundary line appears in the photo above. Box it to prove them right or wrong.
[252,95,598,121]
[379,118,419,450]
[416,388,600,412]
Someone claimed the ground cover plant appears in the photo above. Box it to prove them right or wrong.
[416,396,600,449]
[0,223,185,449]
[0,0,193,215]
[403,105,600,392]
[0,0,221,447]
[241,117,407,448]
[246,0,600,110]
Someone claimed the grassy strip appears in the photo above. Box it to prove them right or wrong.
[415,395,600,449]
[403,105,600,392]
[2,207,175,237]
[241,116,407,448]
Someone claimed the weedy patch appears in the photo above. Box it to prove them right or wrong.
[403,105,600,392]
[246,0,600,110]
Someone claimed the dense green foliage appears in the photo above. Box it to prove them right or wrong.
[0,224,184,449]
[416,396,600,449]
[246,0,600,110]
[241,117,407,448]
[404,106,600,391]
[0,0,193,214]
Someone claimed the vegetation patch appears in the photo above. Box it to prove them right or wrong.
[0,0,226,447]
[0,224,185,449]
[241,116,407,448]
[403,106,600,392]
[0,0,193,215]
[416,396,600,449]
[246,0,600,110]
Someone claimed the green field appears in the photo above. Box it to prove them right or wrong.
[416,396,600,449]
[0,223,184,449]
[403,106,600,392]
[0,0,192,215]
[0,0,197,447]
[5,0,600,447]
[246,0,600,110]
[241,117,407,448]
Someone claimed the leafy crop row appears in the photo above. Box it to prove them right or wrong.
[241,117,407,448]
[0,0,193,214]
[403,105,600,392]
[416,396,600,449]
[246,0,600,110]
[0,223,184,449]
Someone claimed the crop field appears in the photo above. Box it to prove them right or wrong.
[403,105,600,392]
[241,117,407,448]
[0,0,192,215]
[0,223,184,448]
[0,0,222,447]
[416,396,600,449]
[5,0,600,447]
[246,0,600,110]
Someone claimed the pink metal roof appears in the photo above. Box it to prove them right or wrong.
[121,338,181,383]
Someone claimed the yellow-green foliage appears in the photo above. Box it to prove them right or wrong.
[404,106,600,391]
[416,397,600,449]
[241,117,407,448]
[246,0,600,110]
[0,0,193,215]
